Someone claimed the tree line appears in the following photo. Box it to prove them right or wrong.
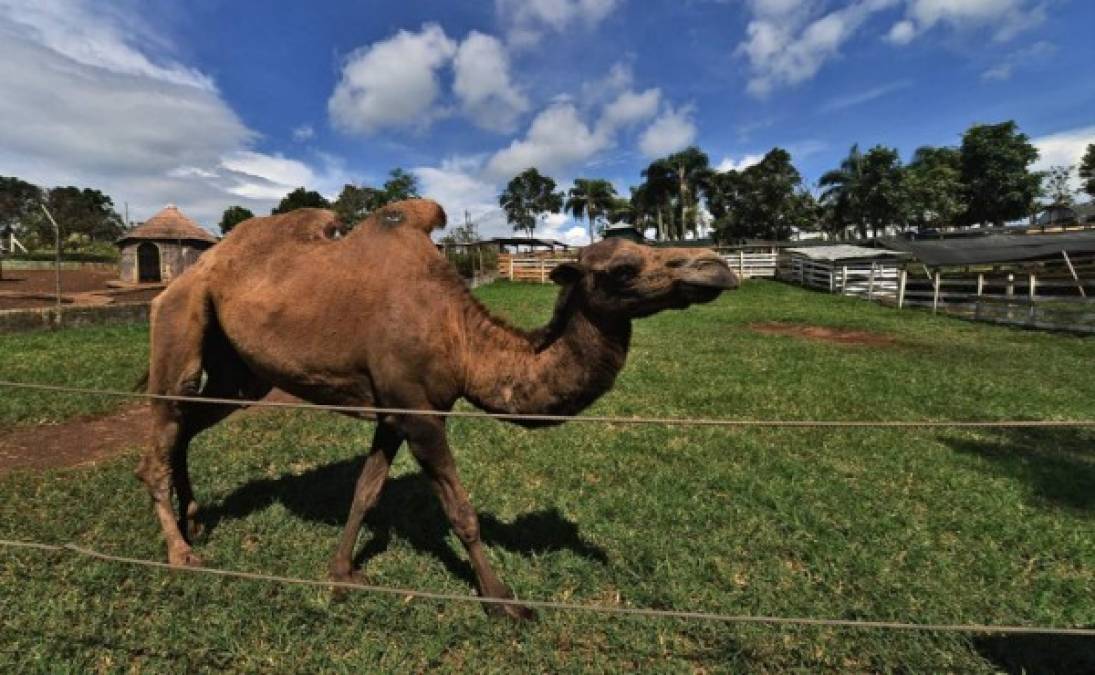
[0,177,126,252]
[498,122,1095,244]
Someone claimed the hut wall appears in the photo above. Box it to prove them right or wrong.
[119,246,138,284]
[160,242,209,282]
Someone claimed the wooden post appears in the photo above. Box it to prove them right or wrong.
[540,257,546,284]
[1028,272,1037,322]
[1062,250,1086,298]
[738,250,745,278]
[508,256,514,281]
[976,273,984,297]
[39,204,63,328]
[840,265,848,294]
[1006,273,1014,297]
[897,268,907,309]
[932,271,941,314]
[867,262,877,301]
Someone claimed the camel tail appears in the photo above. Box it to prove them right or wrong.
[133,369,150,393]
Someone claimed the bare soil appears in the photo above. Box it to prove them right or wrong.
[0,390,304,475]
[0,269,162,310]
[749,321,899,347]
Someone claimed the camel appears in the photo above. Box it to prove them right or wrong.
[137,199,738,619]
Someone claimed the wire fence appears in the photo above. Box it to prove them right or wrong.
[3,379,1095,429]
[3,378,1095,639]
[3,538,1094,637]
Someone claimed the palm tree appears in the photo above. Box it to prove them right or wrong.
[640,147,710,240]
[565,178,617,243]
[819,144,866,239]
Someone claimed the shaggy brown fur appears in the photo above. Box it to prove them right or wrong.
[137,199,737,619]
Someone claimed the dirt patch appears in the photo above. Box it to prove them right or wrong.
[0,389,304,475]
[0,269,162,310]
[749,322,899,347]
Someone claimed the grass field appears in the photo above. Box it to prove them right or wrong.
[2,280,1094,671]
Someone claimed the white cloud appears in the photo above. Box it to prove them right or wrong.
[292,124,315,142]
[1031,126,1095,193]
[485,102,612,179]
[328,23,456,135]
[0,0,345,226]
[638,105,697,158]
[0,0,214,90]
[980,40,1056,82]
[452,31,529,133]
[496,0,622,47]
[887,0,1045,45]
[739,0,899,97]
[598,87,661,131]
[716,153,765,172]
[818,78,911,112]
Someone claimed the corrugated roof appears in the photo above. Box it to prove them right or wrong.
[117,205,217,245]
[785,245,906,261]
[883,231,1095,266]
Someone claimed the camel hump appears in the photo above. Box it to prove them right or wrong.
[371,199,447,235]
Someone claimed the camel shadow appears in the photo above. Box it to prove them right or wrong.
[199,457,608,584]
[973,634,1095,674]
[941,427,1095,511]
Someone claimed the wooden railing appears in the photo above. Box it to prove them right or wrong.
[497,253,577,283]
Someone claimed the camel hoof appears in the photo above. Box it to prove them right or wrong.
[168,548,203,568]
[483,587,537,622]
[485,599,537,622]
[328,569,364,601]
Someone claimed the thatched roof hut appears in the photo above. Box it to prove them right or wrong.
[116,205,217,284]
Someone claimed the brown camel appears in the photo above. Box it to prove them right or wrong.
[137,199,738,619]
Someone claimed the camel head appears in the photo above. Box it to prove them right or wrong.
[549,238,739,319]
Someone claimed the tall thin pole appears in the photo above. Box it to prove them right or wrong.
[39,203,63,328]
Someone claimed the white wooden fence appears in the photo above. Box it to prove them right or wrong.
[716,249,778,279]
[782,255,901,301]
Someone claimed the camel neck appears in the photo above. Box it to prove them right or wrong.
[461,289,631,425]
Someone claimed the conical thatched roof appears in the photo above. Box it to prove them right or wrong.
[117,205,217,245]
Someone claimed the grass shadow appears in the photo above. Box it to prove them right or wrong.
[942,427,1095,510]
[973,633,1095,674]
[199,457,609,584]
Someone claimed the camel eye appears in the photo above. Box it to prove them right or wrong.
[610,263,640,281]
[384,211,403,224]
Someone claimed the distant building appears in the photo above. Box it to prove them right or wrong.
[116,205,217,284]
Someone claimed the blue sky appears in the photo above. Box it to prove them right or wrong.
[1,0,1093,243]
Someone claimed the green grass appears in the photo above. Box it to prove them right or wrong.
[2,280,1094,671]
[0,322,149,425]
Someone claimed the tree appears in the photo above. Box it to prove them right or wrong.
[382,168,420,203]
[819,144,867,238]
[1042,165,1075,208]
[565,178,617,242]
[640,147,711,240]
[0,176,42,235]
[272,187,330,214]
[332,184,385,224]
[857,145,907,237]
[905,146,964,231]
[40,186,123,243]
[959,121,1040,227]
[708,148,816,242]
[218,205,254,235]
[498,168,563,237]
[1080,144,1095,200]
[633,167,675,240]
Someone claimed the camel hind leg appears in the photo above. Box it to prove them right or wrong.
[136,280,267,565]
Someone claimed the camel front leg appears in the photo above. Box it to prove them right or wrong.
[329,420,403,583]
[404,416,535,621]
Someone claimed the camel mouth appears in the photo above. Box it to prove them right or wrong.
[678,282,726,304]
[677,257,739,298]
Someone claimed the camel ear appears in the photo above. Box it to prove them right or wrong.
[549,262,585,285]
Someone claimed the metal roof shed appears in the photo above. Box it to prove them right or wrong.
[782,244,909,299]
